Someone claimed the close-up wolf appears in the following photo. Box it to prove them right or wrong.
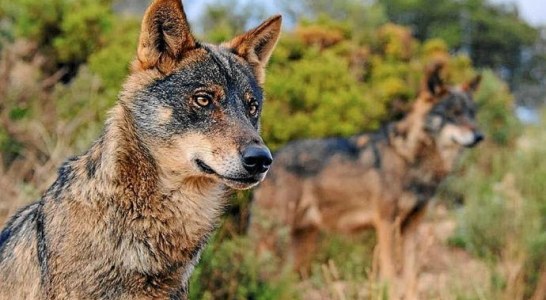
[0,0,281,298]
[250,63,483,298]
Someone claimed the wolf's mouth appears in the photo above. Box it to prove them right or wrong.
[195,159,259,184]
[196,159,215,174]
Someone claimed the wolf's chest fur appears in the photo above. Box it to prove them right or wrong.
[27,121,226,298]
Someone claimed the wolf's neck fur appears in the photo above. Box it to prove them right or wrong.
[389,100,453,182]
[59,103,226,279]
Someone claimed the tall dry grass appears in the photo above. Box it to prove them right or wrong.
[0,40,106,223]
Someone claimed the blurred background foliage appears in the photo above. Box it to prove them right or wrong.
[0,0,544,298]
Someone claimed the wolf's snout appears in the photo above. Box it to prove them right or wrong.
[242,146,273,175]
[467,131,484,147]
[474,131,484,143]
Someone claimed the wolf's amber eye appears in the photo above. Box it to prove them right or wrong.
[193,95,211,108]
[249,101,259,117]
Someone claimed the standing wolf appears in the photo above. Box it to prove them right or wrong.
[250,63,482,297]
[0,0,281,298]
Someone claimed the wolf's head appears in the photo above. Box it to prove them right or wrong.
[421,63,484,149]
[120,0,281,190]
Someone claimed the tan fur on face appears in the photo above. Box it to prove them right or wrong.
[440,124,475,146]
[435,124,473,170]
[152,133,215,190]
[150,129,263,191]
[157,106,173,125]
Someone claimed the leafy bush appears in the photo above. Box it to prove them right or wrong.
[0,0,115,73]
[189,236,299,300]
[261,19,489,150]
[474,70,522,145]
[87,17,140,94]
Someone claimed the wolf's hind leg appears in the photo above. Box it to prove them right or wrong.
[290,226,319,278]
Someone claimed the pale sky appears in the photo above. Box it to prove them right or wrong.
[185,0,546,27]
[492,0,546,26]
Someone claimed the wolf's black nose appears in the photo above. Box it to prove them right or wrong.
[242,146,273,175]
[469,131,484,147]
[474,131,485,144]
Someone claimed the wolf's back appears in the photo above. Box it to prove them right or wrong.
[0,202,42,299]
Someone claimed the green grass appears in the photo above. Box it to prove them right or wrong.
[449,116,546,298]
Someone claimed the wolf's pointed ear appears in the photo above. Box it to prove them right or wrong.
[423,61,447,98]
[224,15,282,85]
[135,0,197,74]
[462,74,482,93]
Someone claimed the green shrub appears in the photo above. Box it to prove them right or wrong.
[474,70,522,146]
[88,17,140,93]
[1,0,115,71]
[189,236,299,300]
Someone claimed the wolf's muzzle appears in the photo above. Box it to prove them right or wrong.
[242,146,273,175]
[468,131,484,147]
